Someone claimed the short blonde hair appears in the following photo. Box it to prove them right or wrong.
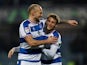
[47,13,61,24]
[27,4,41,14]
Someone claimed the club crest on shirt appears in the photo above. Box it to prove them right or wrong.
[25,27,29,33]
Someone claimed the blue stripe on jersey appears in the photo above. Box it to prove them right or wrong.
[23,20,30,27]
[19,36,48,43]
[52,57,62,63]
[20,38,26,43]
[53,31,59,38]
[33,36,48,40]
[56,49,61,53]
[17,60,21,65]
[30,22,43,32]
[19,48,42,54]
[18,59,40,62]
[41,57,62,64]
[23,20,31,34]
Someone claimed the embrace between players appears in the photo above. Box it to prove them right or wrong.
[8,4,78,65]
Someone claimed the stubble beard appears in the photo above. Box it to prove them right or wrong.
[35,18,40,23]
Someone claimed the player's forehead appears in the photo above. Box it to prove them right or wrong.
[35,6,43,12]
[48,17,56,22]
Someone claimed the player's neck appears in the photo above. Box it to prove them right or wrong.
[28,16,36,23]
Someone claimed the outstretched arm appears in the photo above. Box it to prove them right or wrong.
[60,20,78,26]
[8,46,20,58]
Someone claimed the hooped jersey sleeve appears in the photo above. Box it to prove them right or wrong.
[53,31,62,46]
[19,20,31,38]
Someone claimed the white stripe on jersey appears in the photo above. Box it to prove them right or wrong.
[18,53,41,61]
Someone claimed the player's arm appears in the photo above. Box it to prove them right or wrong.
[24,35,57,46]
[60,19,78,26]
[8,46,20,58]
[42,43,59,59]
[42,33,62,58]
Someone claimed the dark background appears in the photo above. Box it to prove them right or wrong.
[0,0,87,65]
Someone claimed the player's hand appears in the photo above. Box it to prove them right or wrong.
[67,20,78,26]
[47,36,58,44]
[8,47,15,58]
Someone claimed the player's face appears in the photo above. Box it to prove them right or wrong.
[46,17,57,30]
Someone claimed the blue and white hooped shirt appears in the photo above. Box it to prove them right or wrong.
[18,19,47,62]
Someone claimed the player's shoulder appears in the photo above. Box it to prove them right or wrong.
[21,19,30,24]
[20,19,30,26]
[52,30,61,38]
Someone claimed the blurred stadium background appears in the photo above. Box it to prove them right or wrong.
[0,0,87,65]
